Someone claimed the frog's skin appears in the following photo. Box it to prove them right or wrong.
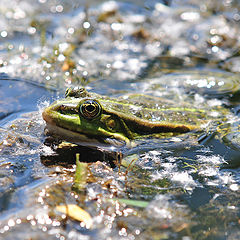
[42,87,221,147]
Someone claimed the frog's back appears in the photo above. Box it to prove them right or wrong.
[101,93,212,127]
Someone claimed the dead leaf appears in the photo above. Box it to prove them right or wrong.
[56,204,93,228]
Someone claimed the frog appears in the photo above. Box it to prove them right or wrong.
[42,87,230,148]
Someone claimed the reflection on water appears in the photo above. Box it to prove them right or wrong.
[0,0,240,239]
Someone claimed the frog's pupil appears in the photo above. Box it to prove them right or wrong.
[86,104,95,113]
[80,100,101,119]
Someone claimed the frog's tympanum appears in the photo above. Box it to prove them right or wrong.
[42,87,223,147]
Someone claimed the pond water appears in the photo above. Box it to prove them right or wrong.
[0,0,240,239]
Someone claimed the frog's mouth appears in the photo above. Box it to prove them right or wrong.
[42,107,128,148]
[44,122,127,148]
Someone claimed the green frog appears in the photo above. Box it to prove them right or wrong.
[42,87,230,148]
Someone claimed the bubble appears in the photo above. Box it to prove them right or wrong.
[111,23,122,31]
[27,27,36,35]
[78,59,85,66]
[229,184,239,191]
[181,12,200,21]
[13,8,26,19]
[56,5,63,13]
[4,226,9,232]
[8,219,15,227]
[1,31,8,38]
[233,13,240,21]
[112,60,124,69]
[83,70,88,76]
[212,46,219,53]
[135,229,140,235]
[59,43,69,52]
[67,27,75,34]
[16,219,21,224]
[57,54,65,61]
[83,22,90,29]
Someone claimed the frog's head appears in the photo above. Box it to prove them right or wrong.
[42,88,133,147]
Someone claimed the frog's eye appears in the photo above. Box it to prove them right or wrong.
[79,99,102,120]
[65,87,86,98]
[65,88,72,98]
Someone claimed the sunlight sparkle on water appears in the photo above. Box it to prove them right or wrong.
[101,1,118,12]
[185,78,216,88]
[27,27,36,35]
[57,54,65,61]
[8,219,15,227]
[56,5,63,13]
[229,184,239,191]
[112,60,124,69]
[180,12,200,21]
[67,27,75,34]
[59,43,69,52]
[1,31,8,38]
[212,46,219,53]
[36,212,52,225]
[171,171,196,187]
[111,23,122,31]
[83,22,91,29]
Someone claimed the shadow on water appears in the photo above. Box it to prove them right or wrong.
[40,138,120,168]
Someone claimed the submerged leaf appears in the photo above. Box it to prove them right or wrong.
[121,154,138,169]
[56,204,93,228]
[110,198,149,208]
[74,153,88,189]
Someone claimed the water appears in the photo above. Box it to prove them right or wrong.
[0,0,240,239]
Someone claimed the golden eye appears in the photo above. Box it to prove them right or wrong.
[79,99,102,119]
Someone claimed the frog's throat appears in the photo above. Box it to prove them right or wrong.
[44,123,132,148]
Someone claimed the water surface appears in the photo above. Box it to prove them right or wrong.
[0,0,240,239]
